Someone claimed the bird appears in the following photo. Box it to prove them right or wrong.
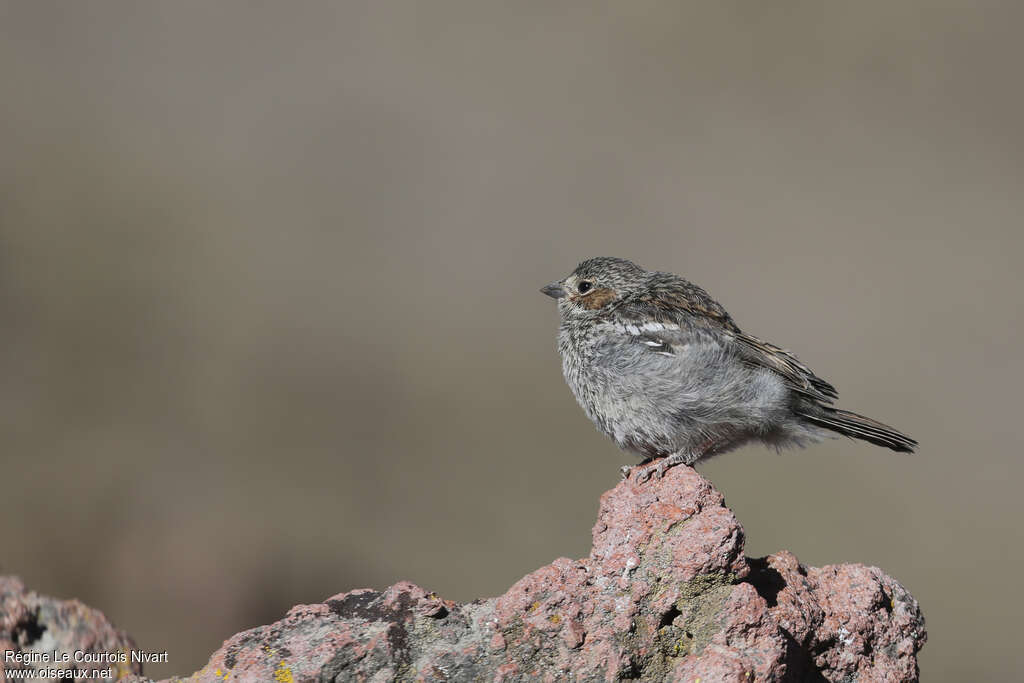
[540,257,916,483]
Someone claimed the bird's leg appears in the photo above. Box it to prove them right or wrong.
[634,452,689,484]
[622,456,655,480]
[633,441,715,484]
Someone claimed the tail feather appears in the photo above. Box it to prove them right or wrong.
[798,408,917,453]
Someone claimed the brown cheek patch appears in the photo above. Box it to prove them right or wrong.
[578,287,617,309]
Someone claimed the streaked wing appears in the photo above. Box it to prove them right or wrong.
[731,332,837,403]
[620,275,741,334]
[612,275,838,404]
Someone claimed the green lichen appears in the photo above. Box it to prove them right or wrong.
[635,572,736,681]
[502,616,525,645]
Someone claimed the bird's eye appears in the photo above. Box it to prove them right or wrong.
[577,281,593,294]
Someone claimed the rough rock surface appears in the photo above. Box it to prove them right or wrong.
[0,576,141,681]
[175,466,926,682]
[1,466,926,682]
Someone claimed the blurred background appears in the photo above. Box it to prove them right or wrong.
[1,1,1020,679]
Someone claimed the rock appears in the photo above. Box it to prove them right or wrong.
[0,576,141,681]
[1,465,926,681]
[176,466,927,682]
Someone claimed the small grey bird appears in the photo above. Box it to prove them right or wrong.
[541,257,916,482]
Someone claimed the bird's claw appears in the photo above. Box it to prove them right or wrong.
[632,454,689,484]
[633,460,666,484]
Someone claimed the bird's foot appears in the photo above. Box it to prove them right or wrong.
[621,457,655,481]
[634,453,688,484]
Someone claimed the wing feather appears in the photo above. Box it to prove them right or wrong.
[732,333,838,403]
[609,273,838,404]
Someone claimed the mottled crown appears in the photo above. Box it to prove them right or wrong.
[572,257,646,290]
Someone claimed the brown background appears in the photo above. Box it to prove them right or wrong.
[1,2,1020,680]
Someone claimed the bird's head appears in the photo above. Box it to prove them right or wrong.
[541,257,646,318]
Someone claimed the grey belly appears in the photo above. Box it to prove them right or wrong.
[577,339,792,458]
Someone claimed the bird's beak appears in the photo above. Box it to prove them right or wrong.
[540,281,567,299]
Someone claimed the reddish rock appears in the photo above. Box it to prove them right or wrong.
[758,552,927,682]
[0,576,141,681]
[175,466,926,681]
[2,465,927,681]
